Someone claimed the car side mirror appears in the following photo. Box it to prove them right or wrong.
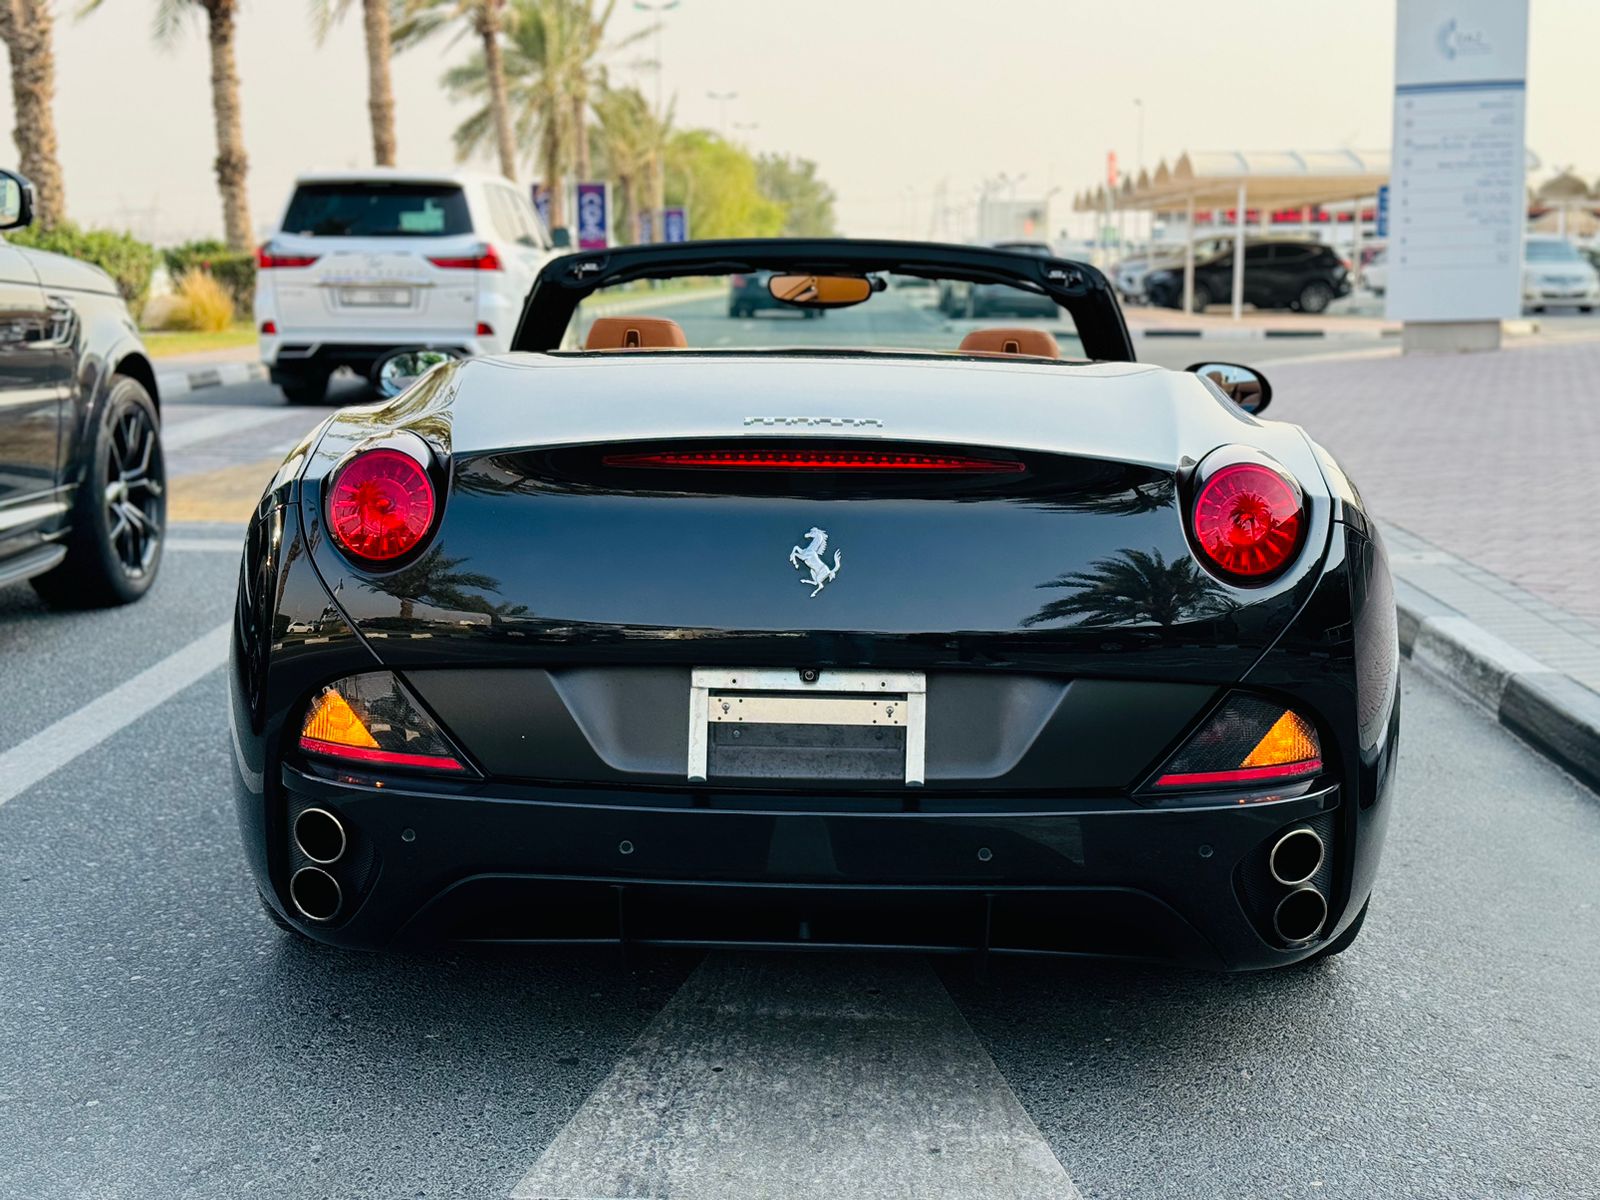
[549,226,573,250]
[1187,361,1272,415]
[0,168,34,231]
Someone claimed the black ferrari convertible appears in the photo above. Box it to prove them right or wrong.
[230,239,1399,970]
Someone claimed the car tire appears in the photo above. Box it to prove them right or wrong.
[1189,285,1211,313]
[31,374,165,610]
[1582,305,1594,313]
[1294,897,1369,967]
[279,369,331,406]
[1298,281,1334,314]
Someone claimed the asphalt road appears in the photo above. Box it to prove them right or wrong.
[0,310,1595,1198]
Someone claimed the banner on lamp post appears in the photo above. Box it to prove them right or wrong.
[662,207,689,243]
[575,182,610,250]
[530,184,552,231]
[637,210,654,243]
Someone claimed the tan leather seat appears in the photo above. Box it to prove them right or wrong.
[957,328,1061,359]
[584,316,688,350]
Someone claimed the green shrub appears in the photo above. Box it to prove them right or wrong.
[8,222,156,310]
[163,239,256,311]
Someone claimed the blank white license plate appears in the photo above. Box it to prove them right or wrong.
[339,286,412,307]
[687,667,927,785]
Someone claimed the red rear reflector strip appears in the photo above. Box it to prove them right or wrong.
[1155,759,1321,788]
[603,450,1025,472]
[298,736,466,772]
[427,246,503,270]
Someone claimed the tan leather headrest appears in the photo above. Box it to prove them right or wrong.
[958,328,1061,359]
[584,316,688,350]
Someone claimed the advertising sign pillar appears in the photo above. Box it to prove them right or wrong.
[574,182,611,251]
[1387,0,1529,352]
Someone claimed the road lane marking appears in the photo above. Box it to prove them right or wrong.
[510,952,1080,1200]
[0,622,231,809]
[161,406,302,451]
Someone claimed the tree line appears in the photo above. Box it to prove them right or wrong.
[0,0,836,249]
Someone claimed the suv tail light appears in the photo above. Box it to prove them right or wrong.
[427,244,503,270]
[1190,454,1304,580]
[1152,694,1322,792]
[326,447,436,563]
[299,672,466,773]
[257,246,320,269]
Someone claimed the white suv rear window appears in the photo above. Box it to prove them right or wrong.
[282,183,472,238]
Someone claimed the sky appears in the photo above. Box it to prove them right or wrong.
[4,0,1597,245]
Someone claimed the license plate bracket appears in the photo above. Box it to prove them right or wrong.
[688,668,926,786]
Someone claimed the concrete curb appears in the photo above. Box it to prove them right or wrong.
[1132,325,1401,341]
[156,360,268,399]
[1395,578,1600,792]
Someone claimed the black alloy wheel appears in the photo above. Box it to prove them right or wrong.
[32,374,166,608]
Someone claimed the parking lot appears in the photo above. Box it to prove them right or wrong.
[2,315,1597,1199]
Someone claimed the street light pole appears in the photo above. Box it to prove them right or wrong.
[707,89,738,135]
[632,0,680,122]
[1134,98,1146,253]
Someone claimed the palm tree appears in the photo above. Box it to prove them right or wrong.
[0,0,67,227]
[1024,548,1235,630]
[84,0,253,249]
[310,0,399,166]
[395,0,517,181]
[591,83,657,241]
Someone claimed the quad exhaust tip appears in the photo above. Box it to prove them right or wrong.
[289,866,342,923]
[1273,886,1329,945]
[1268,827,1324,887]
[293,807,347,865]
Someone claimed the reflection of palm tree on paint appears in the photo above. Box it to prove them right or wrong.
[1025,548,1235,629]
[365,548,499,622]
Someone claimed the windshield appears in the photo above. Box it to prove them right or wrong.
[567,270,1084,357]
[1526,240,1583,264]
[281,182,472,238]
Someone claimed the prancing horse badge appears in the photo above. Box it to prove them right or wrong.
[788,527,841,597]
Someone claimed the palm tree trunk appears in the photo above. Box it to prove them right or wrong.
[541,117,565,229]
[205,0,253,250]
[0,0,67,228]
[362,0,397,166]
[476,0,517,180]
[571,91,590,181]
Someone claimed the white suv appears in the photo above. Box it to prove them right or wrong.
[255,169,556,404]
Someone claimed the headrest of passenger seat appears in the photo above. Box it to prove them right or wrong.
[584,316,688,350]
[957,328,1061,359]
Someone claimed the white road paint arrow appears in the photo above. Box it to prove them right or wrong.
[511,952,1080,1200]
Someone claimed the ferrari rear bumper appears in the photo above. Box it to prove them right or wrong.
[263,763,1360,971]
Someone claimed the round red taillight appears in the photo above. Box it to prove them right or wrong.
[327,448,435,563]
[1191,461,1304,579]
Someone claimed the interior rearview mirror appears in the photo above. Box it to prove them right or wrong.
[0,169,34,231]
[1187,361,1272,415]
[767,273,874,308]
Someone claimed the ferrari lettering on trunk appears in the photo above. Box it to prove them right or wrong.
[789,527,842,596]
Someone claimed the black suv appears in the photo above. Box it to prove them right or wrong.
[0,168,165,607]
[1145,240,1350,313]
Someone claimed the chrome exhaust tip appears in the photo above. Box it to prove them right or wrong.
[1268,827,1325,887]
[289,866,342,923]
[293,807,347,865]
[1273,886,1329,945]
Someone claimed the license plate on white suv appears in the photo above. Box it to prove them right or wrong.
[338,286,412,307]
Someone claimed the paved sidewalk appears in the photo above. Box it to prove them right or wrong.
[1269,340,1600,789]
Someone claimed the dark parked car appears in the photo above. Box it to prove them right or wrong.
[939,241,1060,318]
[729,269,821,318]
[0,169,164,607]
[233,238,1398,971]
[1146,240,1351,314]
